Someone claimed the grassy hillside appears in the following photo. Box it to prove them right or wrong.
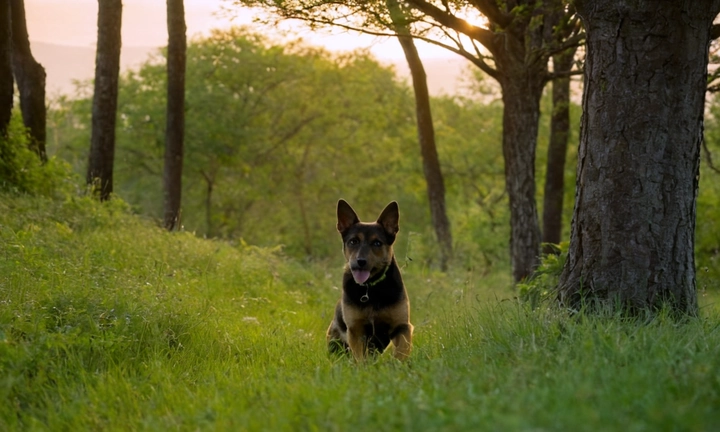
[1,193,720,431]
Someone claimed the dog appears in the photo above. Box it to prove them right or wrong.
[326,199,413,361]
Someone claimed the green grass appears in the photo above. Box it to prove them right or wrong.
[2,193,720,431]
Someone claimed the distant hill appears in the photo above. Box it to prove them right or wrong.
[33,42,159,96]
[31,41,470,97]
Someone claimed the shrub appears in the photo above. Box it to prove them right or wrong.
[0,114,78,197]
[517,242,567,309]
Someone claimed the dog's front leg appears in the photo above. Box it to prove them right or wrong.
[391,323,413,361]
[347,326,367,361]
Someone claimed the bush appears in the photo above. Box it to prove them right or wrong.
[0,114,78,197]
[517,242,567,309]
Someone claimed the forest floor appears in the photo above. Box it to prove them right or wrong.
[2,193,720,431]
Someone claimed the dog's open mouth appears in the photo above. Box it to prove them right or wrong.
[351,269,372,285]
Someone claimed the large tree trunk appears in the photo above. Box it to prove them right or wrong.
[558,0,720,315]
[388,0,452,270]
[87,0,122,201]
[542,48,575,252]
[498,73,545,282]
[10,0,46,161]
[0,0,12,138]
[163,0,186,230]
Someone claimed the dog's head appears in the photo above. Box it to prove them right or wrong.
[336,200,399,285]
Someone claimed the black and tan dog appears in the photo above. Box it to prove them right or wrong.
[326,199,413,361]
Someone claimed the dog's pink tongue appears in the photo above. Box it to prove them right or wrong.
[352,270,371,285]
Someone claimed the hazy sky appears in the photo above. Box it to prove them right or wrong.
[25,0,453,60]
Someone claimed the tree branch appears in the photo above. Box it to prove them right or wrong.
[467,0,513,28]
[252,114,319,165]
[122,148,161,176]
[712,23,720,40]
[259,13,501,79]
[405,0,497,53]
[546,68,584,80]
[551,31,585,56]
[413,30,499,79]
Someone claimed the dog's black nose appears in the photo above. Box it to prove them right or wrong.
[356,259,367,268]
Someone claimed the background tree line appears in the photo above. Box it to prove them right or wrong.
[47,27,531,270]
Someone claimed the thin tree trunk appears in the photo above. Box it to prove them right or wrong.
[558,0,720,315]
[87,0,122,201]
[10,0,46,161]
[163,0,186,230]
[200,168,215,237]
[480,2,562,282]
[388,0,452,270]
[0,0,12,138]
[542,48,575,252]
[296,141,313,256]
[499,76,545,282]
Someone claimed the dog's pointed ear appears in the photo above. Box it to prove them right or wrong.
[376,201,399,237]
[337,200,359,234]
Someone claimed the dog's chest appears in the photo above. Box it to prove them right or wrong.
[343,282,404,308]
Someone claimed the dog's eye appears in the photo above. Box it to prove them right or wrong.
[371,240,383,247]
[348,238,359,246]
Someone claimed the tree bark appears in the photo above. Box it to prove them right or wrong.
[498,72,545,282]
[388,0,452,270]
[163,0,186,230]
[200,166,216,237]
[296,140,313,256]
[558,0,720,315]
[87,0,122,201]
[542,48,575,252]
[0,0,12,138]
[10,0,46,161]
